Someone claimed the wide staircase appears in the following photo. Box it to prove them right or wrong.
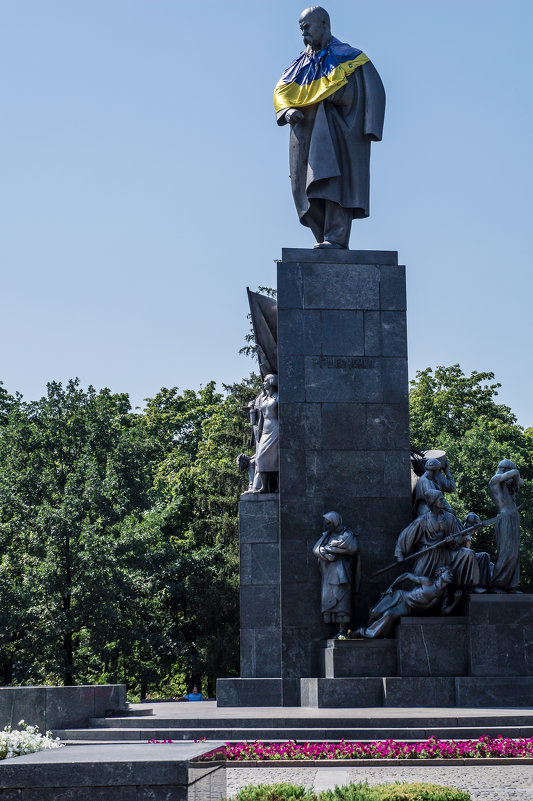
[54,596,533,744]
[53,701,533,744]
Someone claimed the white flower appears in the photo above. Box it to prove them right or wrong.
[0,722,64,759]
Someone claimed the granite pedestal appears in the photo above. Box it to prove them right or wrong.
[217,248,412,707]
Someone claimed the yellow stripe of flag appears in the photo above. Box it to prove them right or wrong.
[274,53,369,113]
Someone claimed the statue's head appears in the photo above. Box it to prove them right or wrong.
[435,565,454,584]
[299,6,331,52]
[426,489,446,511]
[498,458,517,472]
[424,458,442,474]
[465,511,481,528]
[323,510,342,532]
[263,373,278,390]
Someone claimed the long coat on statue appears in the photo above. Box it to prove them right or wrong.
[394,510,480,589]
[276,53,385,228]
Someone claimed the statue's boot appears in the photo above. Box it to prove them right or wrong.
[315,241,345,249]
[308,200,351,249]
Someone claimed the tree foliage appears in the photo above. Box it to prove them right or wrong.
[0,376,259,695]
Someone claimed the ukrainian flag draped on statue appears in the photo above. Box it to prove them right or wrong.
[273,37,369,113]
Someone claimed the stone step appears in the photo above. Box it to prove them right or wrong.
[54,724,533,742]
[88,711,533,729]
[104,706,153,717]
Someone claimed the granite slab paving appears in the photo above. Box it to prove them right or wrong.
[313,768,349,792]
[226,765,533,801]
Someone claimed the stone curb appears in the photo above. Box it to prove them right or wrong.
[192,757,533,767]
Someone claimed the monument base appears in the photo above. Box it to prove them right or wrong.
[218,247,412,708]
[299,595,533,707]
[218,247,533,709]
[300,676,533,708]
[218,596,533,708]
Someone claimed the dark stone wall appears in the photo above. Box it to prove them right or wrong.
[0,685,125,731]
[277,249,412,682]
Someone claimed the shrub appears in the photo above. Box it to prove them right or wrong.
[233,784,471,801]
[320,782,471,800]
[234,784,317,801]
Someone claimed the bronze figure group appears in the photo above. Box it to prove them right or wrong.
[315,455,524,640]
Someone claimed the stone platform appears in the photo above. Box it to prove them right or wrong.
[0,741,226,801]
[53,701,533,743]
[300,595,533,707]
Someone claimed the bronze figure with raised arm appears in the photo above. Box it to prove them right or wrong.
[489,459,524,592]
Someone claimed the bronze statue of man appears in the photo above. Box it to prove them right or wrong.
[274,6,385,249]
[355,567,456,639]
[395,489,481,591]
[489,459,524,592]
[413,457,456,518]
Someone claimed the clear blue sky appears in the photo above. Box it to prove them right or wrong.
[1,1,532,425]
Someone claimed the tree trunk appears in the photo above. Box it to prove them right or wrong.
[63,631,74,685]
[1,660,13,685]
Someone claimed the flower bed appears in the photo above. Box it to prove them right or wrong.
[0,721,63,760]
[197,736,533,762]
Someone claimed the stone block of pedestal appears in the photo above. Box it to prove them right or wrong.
[397,616,469,677]
[300,677,385,707]
[321,639,397,677]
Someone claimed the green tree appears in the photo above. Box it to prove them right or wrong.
[0,379,160,685]
[0,373,258,695]
[145,376,260,694]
